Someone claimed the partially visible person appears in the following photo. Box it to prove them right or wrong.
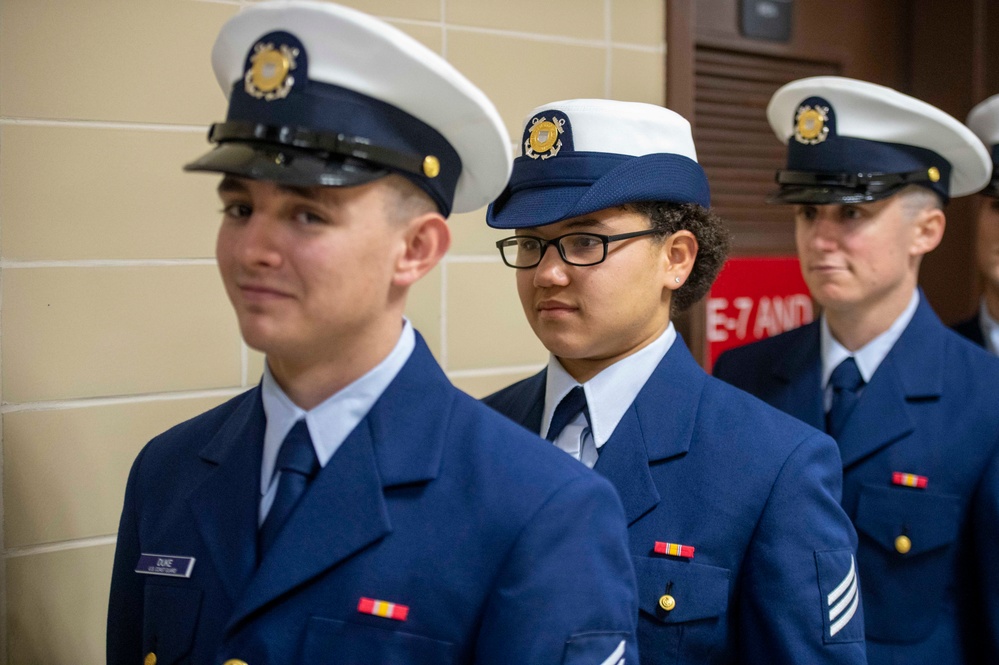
[714,76,999,665]
[954,94,999,354]
[106,4,639,664]
[484,98,867,665]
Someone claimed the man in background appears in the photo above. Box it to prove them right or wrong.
[106,3,638,664]
[954,94,999,355]
[714,76,999,664]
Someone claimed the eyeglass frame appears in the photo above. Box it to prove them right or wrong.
[495,228,662,269]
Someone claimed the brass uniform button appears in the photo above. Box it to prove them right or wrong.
[144,653,157,665]
[658,594,676,612]
[223,660,249,665]
[423,155,440,178]
[895,534,912,554]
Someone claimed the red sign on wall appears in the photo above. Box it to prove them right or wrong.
[705,256,814,370]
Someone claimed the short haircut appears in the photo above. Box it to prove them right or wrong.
[381,174,442,223]
[897,184,944,217]
[627,201,732,313]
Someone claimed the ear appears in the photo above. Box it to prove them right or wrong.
[910,206,945,257]
[392,212,451,288]
[660,229,698,292]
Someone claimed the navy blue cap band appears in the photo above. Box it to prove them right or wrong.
[773,93,954,204]
[224,76,461,214]
[186,31,464,214]
[488,152,710,229]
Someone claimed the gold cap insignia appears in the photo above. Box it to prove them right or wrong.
[245,42,299,101]
[927,166,941,182]
[524,116,565,160]
[423,155,441,178]
[794,104,830,145]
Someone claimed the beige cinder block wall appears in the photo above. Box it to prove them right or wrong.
[0,0,665,662]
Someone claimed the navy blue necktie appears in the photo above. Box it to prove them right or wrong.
[546,386,590,442]
[259,419,319,558]
[826,357,865,439]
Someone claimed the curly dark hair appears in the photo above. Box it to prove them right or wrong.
[625,201,731,313]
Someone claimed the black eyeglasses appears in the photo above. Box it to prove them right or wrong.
[495,229,660,268]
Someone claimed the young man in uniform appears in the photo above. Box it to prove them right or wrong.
[714,77,999,664]
[484,98,866,664]
[954,94,999,355]
[106,4,638,664]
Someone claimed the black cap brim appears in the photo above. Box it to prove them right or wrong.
[183,142,389,188]
[766,185,903,205]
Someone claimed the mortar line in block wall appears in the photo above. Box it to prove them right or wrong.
[1,388,246,415]
[605,0,614,98]
[5,535,118,559]
[0,259,217,269]
[447,364,546,379]
[0,118,207,133]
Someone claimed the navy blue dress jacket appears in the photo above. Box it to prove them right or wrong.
[952,313,985,348]
[107,335,639,665]
[485,337,867,665]
[714,294,999,664]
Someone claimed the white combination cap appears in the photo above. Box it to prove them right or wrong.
[185,0,512,216]
[967,94,999,197]
[767,76,990,204]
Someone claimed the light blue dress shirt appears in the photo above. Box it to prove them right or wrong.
[820,290,918,411]
[543,323,677,468]
[258,320,415,524]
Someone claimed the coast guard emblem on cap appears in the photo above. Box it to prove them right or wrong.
[245,41,299,101]
[525,114,566,160]
[816,550,863,643]
[794,103,830,145]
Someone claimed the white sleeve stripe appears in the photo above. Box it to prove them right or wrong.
[828,587,860,637]
[597,640,626,665]
[828,574,858,622]
[827,556,856,605]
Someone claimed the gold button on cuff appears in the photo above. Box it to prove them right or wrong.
[658,594,676,612]
[223,660,249,665]
[895,534,912,554]
[144,653,157,665]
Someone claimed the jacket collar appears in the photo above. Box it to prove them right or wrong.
[595,336,704,524]
[191,334,453,631]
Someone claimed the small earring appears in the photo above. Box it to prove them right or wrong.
[674,277,681,284]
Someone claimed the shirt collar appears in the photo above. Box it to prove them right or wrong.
[820,290,919,387]
[543,323,676,449]
[260,319,416,495]
[980,297,999,356]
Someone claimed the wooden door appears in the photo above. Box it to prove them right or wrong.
[666,0,995,363]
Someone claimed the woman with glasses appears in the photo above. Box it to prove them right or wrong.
[484,99,866,665]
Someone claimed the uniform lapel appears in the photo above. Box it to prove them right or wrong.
[188,389,266,605]
[594,338,702,525]
[770,322,825,430]
[225,335,450,630]
[836,296,942,468]
[496,370,546,435]
[227,417,391,630]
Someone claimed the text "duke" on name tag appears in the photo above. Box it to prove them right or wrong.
[135,554,196,578]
